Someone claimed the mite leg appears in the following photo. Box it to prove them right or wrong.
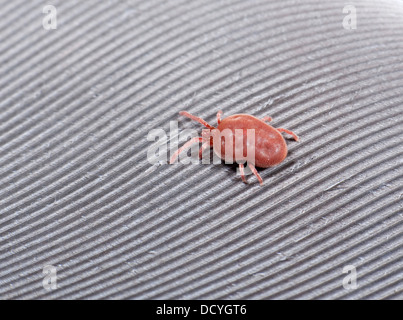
[248,163,263,185]
[262,116,273,122]
[170,137,203,164]
[217,110,223,125]
[276,128,299,141]
[199,141,210,159]
[179,111,215,130]
[239,163,247,183]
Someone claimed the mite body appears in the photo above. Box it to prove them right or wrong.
[170,111,299,185]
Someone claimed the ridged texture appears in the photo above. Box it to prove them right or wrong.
[0,0,402,299]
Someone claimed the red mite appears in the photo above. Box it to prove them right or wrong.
[170,111,299,185]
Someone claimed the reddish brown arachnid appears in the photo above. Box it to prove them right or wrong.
[170,110,299,185]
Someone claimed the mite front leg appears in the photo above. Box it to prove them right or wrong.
[179,111,215,130]
[276,128,299,141]
[170,137,203,164]
[199,142,210,159]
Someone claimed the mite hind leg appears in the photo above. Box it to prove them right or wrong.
[239,163,247,184]
[248,163,263,186]
[276,128,299,141]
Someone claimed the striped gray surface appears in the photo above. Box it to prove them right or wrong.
[0,0,402,299]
